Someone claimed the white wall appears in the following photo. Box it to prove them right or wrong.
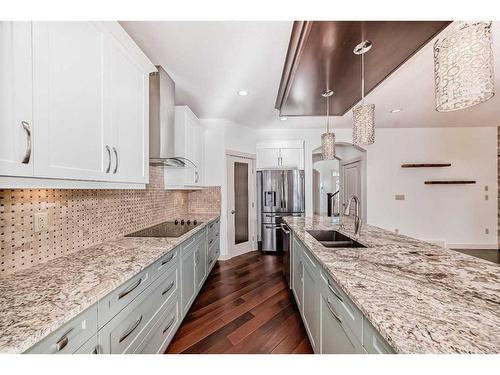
[201,119,257,259]
[366,127,498,248]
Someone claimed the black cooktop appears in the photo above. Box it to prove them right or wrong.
[125,220,202,238]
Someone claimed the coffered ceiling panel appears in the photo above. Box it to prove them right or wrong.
[276,21,451,116]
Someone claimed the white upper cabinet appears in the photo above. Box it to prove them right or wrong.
[256,140,304,170]
[164,106,205,188]
[32,22,109,181]
[107,30,149,184]
[0,22,34,177]
[0,21,155,188]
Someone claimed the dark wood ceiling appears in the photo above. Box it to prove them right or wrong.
[275,21,451,116]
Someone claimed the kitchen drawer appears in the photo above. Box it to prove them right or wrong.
[99,264,179,354]
[207,218,220,235]
[151,247,179,276]
[319,270,363,341]
[181,227,206,251]
[25,305,97,354]
[207,245,219,270]
[98,266,152,327]
[207,231,219,250]
[137,297,180,354]
[363,318,395,354]
[74,334,100,354]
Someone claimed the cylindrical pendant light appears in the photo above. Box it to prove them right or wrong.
[321,89,335,160]
[352,40,375,146]
[434,21,494,112]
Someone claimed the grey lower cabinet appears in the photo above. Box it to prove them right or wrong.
[25,218,221,354]
[292,238,304,312]
[301,248,320,352]
[181,241,197,316]
[319,294,364,353]
[291,234,394,354]
[25,304,98,354]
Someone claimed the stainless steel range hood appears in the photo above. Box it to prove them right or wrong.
[149,66,197,168]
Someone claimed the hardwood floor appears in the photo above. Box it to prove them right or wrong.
[165,251,313,354]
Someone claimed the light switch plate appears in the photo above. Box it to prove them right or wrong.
[34,212,49,233]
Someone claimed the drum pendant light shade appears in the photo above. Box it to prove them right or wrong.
[321,89,335,160]
[321,132,336,160]
[434,21,494,112]
[352,40,375,146]
[353,104,375,145]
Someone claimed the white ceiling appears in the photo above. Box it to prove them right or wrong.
[121,21,500,129]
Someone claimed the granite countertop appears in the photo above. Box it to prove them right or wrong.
[0,214,219,354]
[283,215,500,354]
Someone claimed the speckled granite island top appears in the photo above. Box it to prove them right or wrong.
[283,215,500,354]
[0,215,219,353]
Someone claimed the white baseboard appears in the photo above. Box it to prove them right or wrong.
[447,243,498,250]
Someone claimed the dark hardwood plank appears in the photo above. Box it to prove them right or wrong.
[165,251,313,354]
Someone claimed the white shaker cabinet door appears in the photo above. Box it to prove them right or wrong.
[32,22,111,181]
[256,148,280,169]
[108,38,149,183]
[0,22,34,177]
[280,148,304,169]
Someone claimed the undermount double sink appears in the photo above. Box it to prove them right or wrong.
[306,230,366,249]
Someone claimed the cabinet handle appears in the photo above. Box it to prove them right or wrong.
[112,147,119,174]
[21,121,31,164]
[161,253,175,266]
[162,316,175,334]
[119,315,143,343]
[105,145,111,173]
[327,280,344,303]
[209,238,214,245]
[118,278,142,300]
[326,298,343,323]
[55,328,73,351]
[195,170,199,183]
[161,281,175,296]
[299,261,303,279]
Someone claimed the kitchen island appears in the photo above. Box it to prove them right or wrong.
[283,215,500,354]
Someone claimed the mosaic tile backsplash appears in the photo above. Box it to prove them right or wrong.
[0,166,220,275]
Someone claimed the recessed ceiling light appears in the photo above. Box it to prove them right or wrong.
[390,108,402,113]
[280,116,287,121]
[237,90,248,96]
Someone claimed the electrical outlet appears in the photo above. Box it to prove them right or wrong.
[395,194,405,201]
[485,228,489,235]
[485,194,489,201]
[34,212,49,233]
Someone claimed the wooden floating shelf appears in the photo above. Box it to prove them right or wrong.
[401,163,451,168]
[424,180,476,185]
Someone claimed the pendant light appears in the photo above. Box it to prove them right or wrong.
[434,21,494,112]
[321,89,335,160]
[352,40,375,145]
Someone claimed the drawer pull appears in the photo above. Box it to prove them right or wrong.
[118,278,142,300]
[326,298,343,323]
[327,279,344,303]
[55,329,72,351]
[162,316,175,334]
[161,253,175,266]
[119,315,143,343]
[161,281,175,296]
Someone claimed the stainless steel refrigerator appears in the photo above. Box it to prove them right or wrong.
[257,169,305,252]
